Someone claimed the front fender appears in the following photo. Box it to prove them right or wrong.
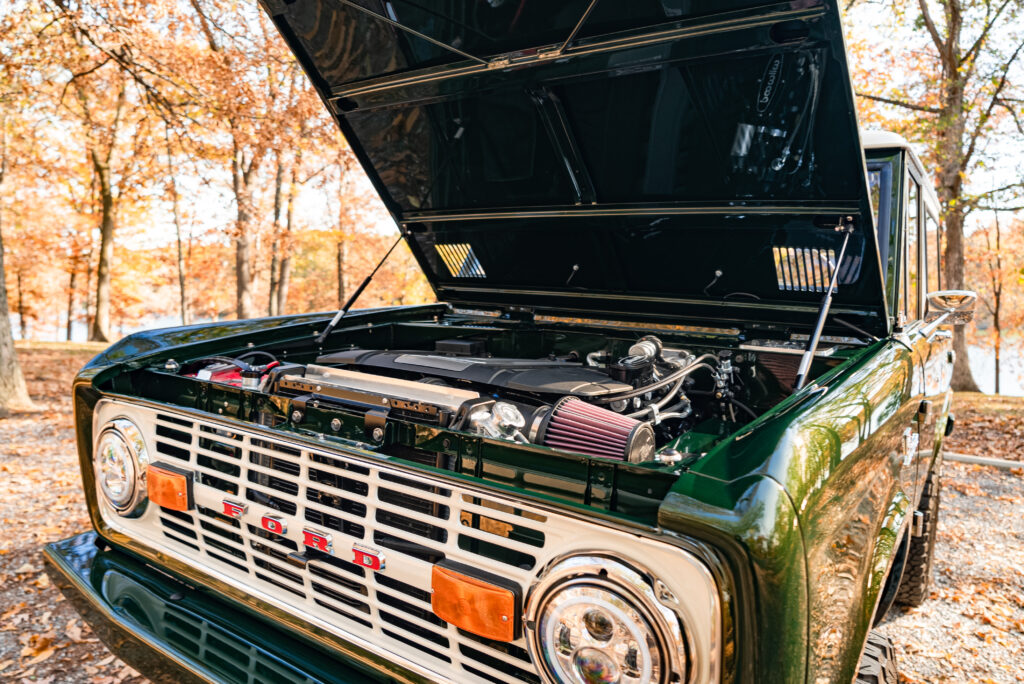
[659,473,807,684]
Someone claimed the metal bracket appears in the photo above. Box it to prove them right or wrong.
[912,510,924,537]
[364,408,389,442]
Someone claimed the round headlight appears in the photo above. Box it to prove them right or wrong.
[526,556,688,684]
[94,418,149,516]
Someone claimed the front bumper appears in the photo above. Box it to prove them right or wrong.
[44,532,388,684]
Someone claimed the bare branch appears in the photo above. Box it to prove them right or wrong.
[917,0,946,55]
[960,0,1013,74]
[189,0,220,52]
[963,39,1024,171]
[974,204,1024,212]
[855,91,941,113]
[995,98,1024,135]
[57,57,113,108]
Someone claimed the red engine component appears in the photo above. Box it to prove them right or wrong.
[537,397,656,463]
[186,360,279,388]
[191,365,243,386]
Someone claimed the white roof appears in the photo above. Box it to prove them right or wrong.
[861,130,911,150]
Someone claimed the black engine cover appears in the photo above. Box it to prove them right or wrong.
[316,349,631,398]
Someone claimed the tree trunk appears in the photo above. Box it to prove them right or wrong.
[165,126,189,326]
[232,141,257,320]
[268,155,284,316]
[336,241,346,307]
[276,165,295,316]
[16,270,26,339]
[933,18,980,392]
[66,269,76,341]
[994,315,1001,395]
[84,243,93,333]
[0,193,34,411]
[85,82,126,343]
[89,150,116,342]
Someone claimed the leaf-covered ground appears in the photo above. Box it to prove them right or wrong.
[945,392,1024,462]
[0,342,143,684]
[0,344,1022,683]
[877,459,1024,683]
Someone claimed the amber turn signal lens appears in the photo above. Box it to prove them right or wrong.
[431,565,517,642]
[148,462,194,512]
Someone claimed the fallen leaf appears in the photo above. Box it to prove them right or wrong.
[65,619,83,643]
[24,647,55,666]
[0,602,26,622]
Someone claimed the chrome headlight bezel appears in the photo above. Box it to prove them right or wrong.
[524,554,690,684]
[93,417,150,517]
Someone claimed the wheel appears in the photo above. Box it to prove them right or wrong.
[856,631,899,684]
[895,465,941,606]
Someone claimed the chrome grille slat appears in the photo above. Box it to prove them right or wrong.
[104,402,720,683]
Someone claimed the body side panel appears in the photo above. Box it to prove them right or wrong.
[682,340,917,682]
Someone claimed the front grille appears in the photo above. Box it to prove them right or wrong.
[143,409,541,683]
[96,401,719,683]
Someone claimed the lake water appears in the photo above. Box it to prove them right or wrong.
[969,345,1024,396]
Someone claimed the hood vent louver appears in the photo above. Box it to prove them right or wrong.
[435,243,486,279]
[774,246,838,293]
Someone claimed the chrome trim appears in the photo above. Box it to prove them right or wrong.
[401,202,861,224]
[93,417,150,518]
[524,553,719,684]
[330,5,826,101]
[441,285,877,317]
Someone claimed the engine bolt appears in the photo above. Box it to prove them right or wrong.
[372,427,384,442]
[291,410,303,423]
[330,418,341,432]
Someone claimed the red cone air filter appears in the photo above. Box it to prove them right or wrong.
[538,398,656,463]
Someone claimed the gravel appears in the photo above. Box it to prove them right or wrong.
[877,461,1024,683]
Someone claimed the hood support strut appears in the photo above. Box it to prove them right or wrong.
[325,0,487,65]
[794,217,856,390]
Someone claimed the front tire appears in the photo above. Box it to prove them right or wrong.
[856,631,899,684]
[895,465,941,606]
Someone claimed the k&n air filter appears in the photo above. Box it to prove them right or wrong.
[537,397,656,463]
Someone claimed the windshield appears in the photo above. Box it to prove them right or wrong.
[867,160,893,272]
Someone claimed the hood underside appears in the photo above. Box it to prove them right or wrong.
[262,0,888,336]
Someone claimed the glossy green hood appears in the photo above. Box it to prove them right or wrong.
[262,0,888,336]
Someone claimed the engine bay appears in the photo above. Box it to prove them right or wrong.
[158,313,854,471]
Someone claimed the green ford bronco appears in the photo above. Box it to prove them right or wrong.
[46,2,977,683]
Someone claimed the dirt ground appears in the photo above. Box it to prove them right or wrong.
[0,343,1022,683]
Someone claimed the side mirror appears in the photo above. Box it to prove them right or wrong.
[924,289,976,325]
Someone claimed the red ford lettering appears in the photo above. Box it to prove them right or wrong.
[222,500,247,519]
[352,546,384,571]
[302,529,332,554]
[261,515,286,535]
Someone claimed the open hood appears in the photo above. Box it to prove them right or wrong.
[262,0,889,337]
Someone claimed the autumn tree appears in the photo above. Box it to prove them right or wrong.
[0,0,431,345]
[965,215,1024,393]
[848,0,1024,391]
[0,104,34,412]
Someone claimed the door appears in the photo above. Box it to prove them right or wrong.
[918,207,953,489]
[898,172,929,505]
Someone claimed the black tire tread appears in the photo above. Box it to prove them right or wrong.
[895,466,941,606]
[856,631,899,684]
